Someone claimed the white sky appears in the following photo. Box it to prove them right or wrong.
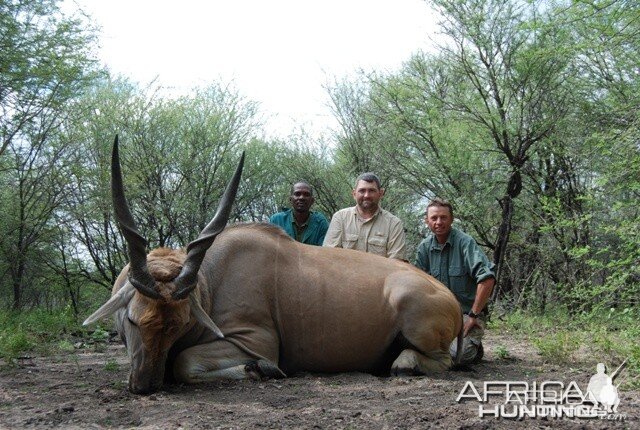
[66,0,438,138]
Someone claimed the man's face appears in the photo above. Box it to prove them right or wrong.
[290,183,314,213]
[426,205,453,238]
[352,180,384,212]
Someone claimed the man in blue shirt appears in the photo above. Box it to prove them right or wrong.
[269,182,329,246]
[414,198,496,365]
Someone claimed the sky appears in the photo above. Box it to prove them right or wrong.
[66,0,439,138]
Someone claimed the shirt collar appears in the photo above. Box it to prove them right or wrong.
[292,218,309,228]
[290,209,312,227]
[350,205,382,222]
[429,228,455,250]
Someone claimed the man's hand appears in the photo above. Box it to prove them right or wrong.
[463,316,482,336]
[464,277,496,336]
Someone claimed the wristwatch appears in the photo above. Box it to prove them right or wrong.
[467,310,481,318]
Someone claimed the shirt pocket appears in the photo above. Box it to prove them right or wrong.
[367,235,387,256]
[448,265,475,303]
[342,233,359,250]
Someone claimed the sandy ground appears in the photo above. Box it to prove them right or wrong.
[0,332,637,429]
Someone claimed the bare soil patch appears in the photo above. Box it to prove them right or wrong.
[0,332,637,429]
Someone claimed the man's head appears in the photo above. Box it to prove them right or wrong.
[426,197,454,241]
[352,172,384,214]
[290,181,314,214]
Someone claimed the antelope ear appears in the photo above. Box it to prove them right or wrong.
[189,295,224,339]
[83,283,135,326]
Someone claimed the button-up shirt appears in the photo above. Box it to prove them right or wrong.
[414,227,495,313]
[323,206,406,260]
[269,209,329,246]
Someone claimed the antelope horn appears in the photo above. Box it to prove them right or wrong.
[172,152,245,300]
[111,136,160,299]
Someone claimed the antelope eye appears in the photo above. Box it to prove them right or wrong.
[127,316,137,326]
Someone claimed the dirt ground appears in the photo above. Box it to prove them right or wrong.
[0,332,637,429]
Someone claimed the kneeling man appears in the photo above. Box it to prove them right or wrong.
[414,198,495,364]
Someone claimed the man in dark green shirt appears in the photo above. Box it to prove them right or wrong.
[414,198,495,365]
[269,182,329,246]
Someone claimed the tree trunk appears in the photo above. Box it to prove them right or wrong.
[492,169,522,302]
[12,261,24,310]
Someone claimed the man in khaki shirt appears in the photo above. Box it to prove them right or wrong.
[323,173,406,260]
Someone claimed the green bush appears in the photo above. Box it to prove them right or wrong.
[58,339,76,352]
[91,327,110,342]
[495,345,510,360]
[531,331,581,364]
[496,306,639,389]
[0,329,34,361]
[0,307,84,364]
[104,358,119,371]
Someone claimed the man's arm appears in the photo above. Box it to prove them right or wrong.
[464,277,495,335]
[386,218,406,260]
[322,213,343,247]
[413,240,429,272]
[317,214,330,245]
[269,213,284,229]
[463,236,496,312]
[470,277,495,316]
